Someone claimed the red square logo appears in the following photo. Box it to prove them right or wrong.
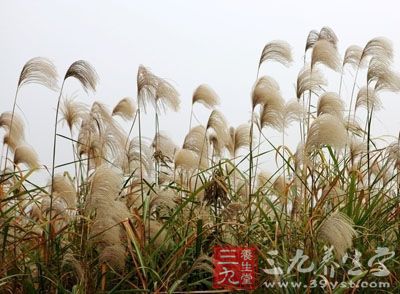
[213,246,258,290]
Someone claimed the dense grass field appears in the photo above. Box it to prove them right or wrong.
[0,27,399,293]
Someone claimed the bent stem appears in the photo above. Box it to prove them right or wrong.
[49,79,66,261]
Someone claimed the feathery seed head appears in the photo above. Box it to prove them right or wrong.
[305,114,347,152]
[318,212,357,259]
[259,40,293,68]
[137,65,180,112]
[18,57,59,91]
[296,65,327,99]
[206,110,230,148]
[305,30,319,52]
[252,76,281,109]
[60,97,88,130]
[112,97,136,120]
[317,92,344,119]
[65,60,98,92]
[356,86,382,111]
[343,45,364,68]
[174,148,202,171]
[361,37,393,62]
[14,145,39,169]
[311,40,341,72]
[192,84,220,109]
[0,112,25,149]
[152,131,177,162]
[282,100,305,127]
[318,27,338,49]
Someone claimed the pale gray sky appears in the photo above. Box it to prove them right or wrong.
[1,0,400,182]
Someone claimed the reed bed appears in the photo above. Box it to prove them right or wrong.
[0,27,399,293]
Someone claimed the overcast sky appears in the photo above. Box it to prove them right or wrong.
[1,0,400,182]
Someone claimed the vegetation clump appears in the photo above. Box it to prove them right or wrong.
[0,27,399,292]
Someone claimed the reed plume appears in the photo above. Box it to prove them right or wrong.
[206,110,230,149]
[305,114,347,152]
[155,80,180,112]
[311,40,341,72]
[305,30,319,52]
[318,212,357,259]
[152,131,177,162]
[174,148,202,171]
[367,58,400,92]
[282,100,304,127]
[149,187,178,213]
[227,123,251,157]
[343,45,364,69]
[125,137,154,177]
[256,171,272,191]
[18,57,59,91]
[317,92,344,119]
[192,84,220,109]
[62,252,84,282]
[260,103,284,132]
[86,165,130,271]
[3,31,400,292]
[355,86,382,111]
[41,174,77,218]
[208,133,225,158]
[64,60,98,92]
[60,97,88,131]
[345,115,364,136]
[258,86,284,132]
[3,134,19,152]
[318,27,338,49]
[258,40,293,69]
[361,37,393,62]
[0,112,25,151]
[296,65,327,99]
[13,145,39,169]
[112,97,136,120]
[252,76,282,109]
[137,65,158,110]
[183,125,207,154]
[349,138,367,163]
[182,125,208,168]
[77,102,128,170]
[136,65,180,112]
[51,174,77,210]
